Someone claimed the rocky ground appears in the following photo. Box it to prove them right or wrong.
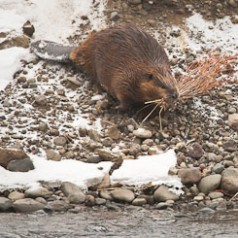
[0,0,238,214]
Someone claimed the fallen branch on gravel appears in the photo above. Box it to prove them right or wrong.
[177,52,238,100]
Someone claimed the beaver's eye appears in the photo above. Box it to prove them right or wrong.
[147,74,154,80]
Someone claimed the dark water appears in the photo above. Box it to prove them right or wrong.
[1,208,238,238]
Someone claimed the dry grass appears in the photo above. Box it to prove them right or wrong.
[177,52,238,100]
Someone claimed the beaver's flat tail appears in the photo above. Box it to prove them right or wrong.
[31,40,76,63]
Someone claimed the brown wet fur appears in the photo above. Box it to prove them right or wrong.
[70,25,178,112]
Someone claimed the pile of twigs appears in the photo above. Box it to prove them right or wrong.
[177,52,238,100]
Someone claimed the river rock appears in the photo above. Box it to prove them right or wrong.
[46,200,71,212]
[95,198,107,205]
[23,20,35,37]
[60,182,86,204]
[35,95,47,105]
[0,197,12,212]
[54,136,67,146]
[178,168,202,185]
[132,198,147,206]
[208,191,224,199]
[198,174,221,194]
[221,168,238,194]
[13,198,45,213]
[97,149,116,161]
[223,140,237,152]
[106,126,121,140]
[0,147,29,168]
[128,0,142,4]
[133,128,152,139]
[8,191,25,201]
[0,35,30,49]
[25,187,53,198]
[99,190,113,200]
[85,195,96,206]
[46,149,61,161]
[187,143,204,159]
[111,188,135,203]
[7,158,34,172]
[154,185,180,202]
[228,114,238,131]
[212,163,224,174]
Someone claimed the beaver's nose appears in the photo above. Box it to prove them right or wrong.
[171,91,178,100]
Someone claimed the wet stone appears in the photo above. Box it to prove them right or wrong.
[111,188,135,203]
[7,158,34,172]
[13,198,45,213]
[0,197,12,212]
[198,174,221,195]
[46,200,71,212]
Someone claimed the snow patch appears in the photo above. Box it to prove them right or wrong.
[185,13,238,53]
[111,150,183,194]
[0,155,112,192]
[0,0,107,42]
[0,150,182,194]
[0,47,33,90]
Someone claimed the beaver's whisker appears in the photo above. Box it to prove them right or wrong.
[135,103,154,117]
[145,99,163,105]
[140,103,159,126]
[159,107,164,131]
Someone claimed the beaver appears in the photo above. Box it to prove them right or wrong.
[32,25,178,111]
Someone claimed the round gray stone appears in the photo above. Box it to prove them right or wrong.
[198,174,221,194]
[0,197,12,212]
[13,198,45,213]
[111,188,135,203]
[154,185,180,202]
[133,128,152,139]
[25,187,52,198]
[221,168,238,194]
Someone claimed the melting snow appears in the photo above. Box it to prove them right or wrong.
[0,150,181,193]
[0,47,33,90]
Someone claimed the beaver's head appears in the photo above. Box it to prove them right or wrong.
[135,66,179,110]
